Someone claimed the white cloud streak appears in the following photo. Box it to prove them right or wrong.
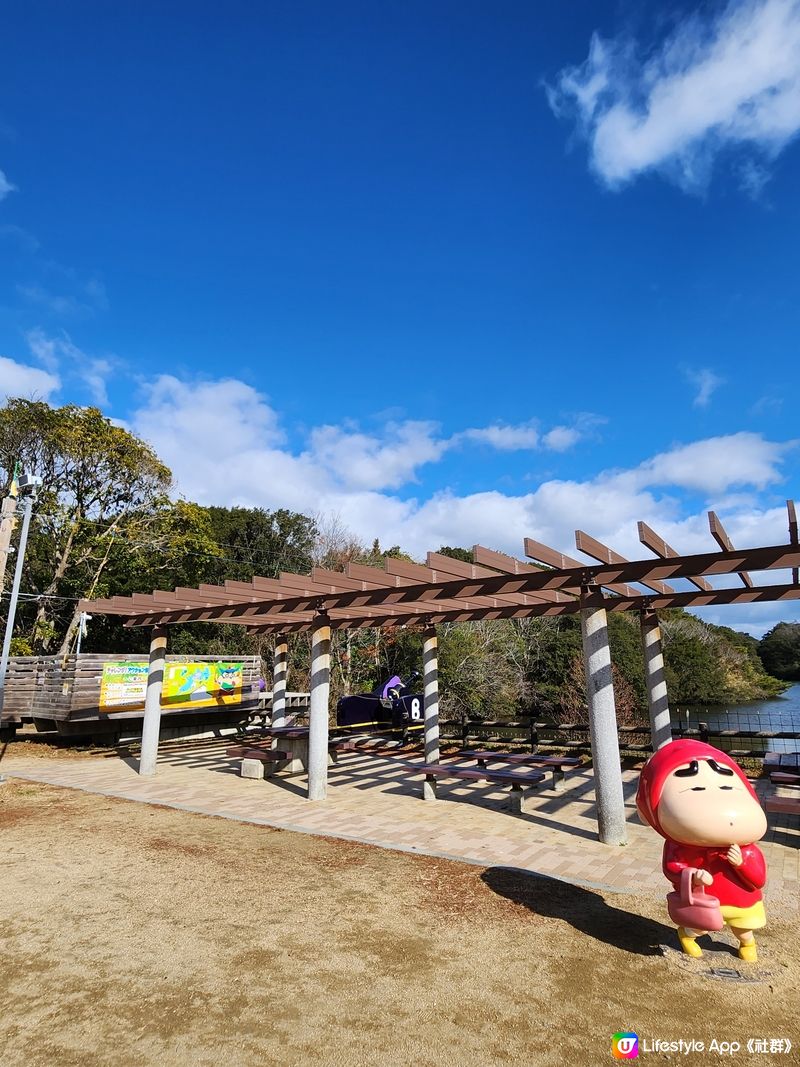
[0,168,15,201]
[548,0,800,192]
[26,328,112,405]
[685,367,724,407]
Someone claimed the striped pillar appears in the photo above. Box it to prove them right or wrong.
[640,610,672,751]
[270,635,288,745]
[139,626,168,777]
[580,605,627,846]
[307,614,331,801]
[423,626,440,765]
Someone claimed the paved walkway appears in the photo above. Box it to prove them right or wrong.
[2,738,798,908]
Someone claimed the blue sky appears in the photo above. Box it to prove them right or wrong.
[1,0,799,634]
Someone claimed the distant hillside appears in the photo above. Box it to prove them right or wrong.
[758,622,800,681]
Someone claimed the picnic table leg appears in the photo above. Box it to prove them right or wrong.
[477,758,488,768]
[509,782,525,814]
[551,766,565,792]
[241,757,265,780]
[423,773,438,801]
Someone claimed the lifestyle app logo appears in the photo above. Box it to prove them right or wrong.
[612,1032,639,1059]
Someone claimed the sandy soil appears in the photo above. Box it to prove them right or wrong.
[0,778,796,1067]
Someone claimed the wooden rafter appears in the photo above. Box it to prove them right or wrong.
[708,512,752,588]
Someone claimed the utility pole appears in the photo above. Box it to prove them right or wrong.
[0,462,21,593]
[75,612,91,656]
[0,474,42,719]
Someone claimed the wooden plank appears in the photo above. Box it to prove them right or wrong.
[638,521,713,592]
[708,512,752,588]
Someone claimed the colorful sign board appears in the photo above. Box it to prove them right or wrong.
[99,661,244,712]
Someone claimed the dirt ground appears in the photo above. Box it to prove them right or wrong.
[1,778,797,1067]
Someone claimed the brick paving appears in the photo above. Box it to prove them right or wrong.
[2,739,798,909]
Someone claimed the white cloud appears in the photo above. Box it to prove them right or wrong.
[633,432,791,494]
[548,0,800,192]
[460,423,540,450]
[26,328,112,405]
[126,373,800,628]
[684,367,724,407]
[542,425,580,451]
[127,373,794,554]
[310,422,448,490]
[0,354,60,402]
[0,168,15,201]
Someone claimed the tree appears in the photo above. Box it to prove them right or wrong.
[0,400,171,652]
[758,622,800,680]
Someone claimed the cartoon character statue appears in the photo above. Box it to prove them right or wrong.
[636,739,768,962]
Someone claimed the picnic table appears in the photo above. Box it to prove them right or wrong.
[400,760,546,813]
[228,729,355,779]
[764,751,800,817]
[448,750,581,791]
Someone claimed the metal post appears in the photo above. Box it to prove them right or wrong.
[270,635,288,743]
[422,626,439,800]
[139,626,168,776]
[0,493,18,594]
[640,609,672,751]
[0,493,35,716]
[307,614,330,801]
[580,602,627,846]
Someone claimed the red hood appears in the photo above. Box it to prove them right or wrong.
[635,739,759,837]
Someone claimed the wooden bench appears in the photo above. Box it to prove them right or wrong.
[449,750,581,792]
[227,738,356,779]
[405,762,545,813]
[770,771,800,787]
[766,795,800,816]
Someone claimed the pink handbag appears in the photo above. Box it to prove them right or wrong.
[667,867,724,931]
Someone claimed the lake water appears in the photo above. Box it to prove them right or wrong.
[677,683,800,754]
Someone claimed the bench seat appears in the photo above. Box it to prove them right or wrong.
[406,761,545,813]
[226,746,289,762]
[766,796,800,816]
[449,750,580,791]
[770,771,800,786]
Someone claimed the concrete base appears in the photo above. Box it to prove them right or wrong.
[423,777,438,801]
[266,737,308,777]
[240,758,266,780]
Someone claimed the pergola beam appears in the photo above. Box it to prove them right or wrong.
[574,530,675,595]
[708,512,753,588]
[788,500,798,586]
[524,537,641,598]
[638,521,713,592]
[98,544,800,628]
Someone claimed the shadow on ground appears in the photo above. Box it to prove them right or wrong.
[481,865,672,956]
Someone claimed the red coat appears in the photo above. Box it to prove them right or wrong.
[662,840,766,909]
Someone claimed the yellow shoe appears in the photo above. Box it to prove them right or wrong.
[738,942,758,963]
[678,928,703,958]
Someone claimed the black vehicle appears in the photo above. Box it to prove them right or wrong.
[336,670,423,735]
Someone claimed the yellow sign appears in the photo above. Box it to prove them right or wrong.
[99,661,148,707]
[99,660,244,711]
[162,661,244,709]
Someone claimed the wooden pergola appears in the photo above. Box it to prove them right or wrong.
[82,501,800,846]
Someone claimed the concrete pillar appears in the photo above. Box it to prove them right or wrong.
[270,635,288,744]
[139,626,168,777]
[307,614,331,801]
[422,625,440,800]
[580,605,627,846]
[640,609,672,751]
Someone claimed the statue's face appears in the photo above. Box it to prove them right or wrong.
[657,757,767,846]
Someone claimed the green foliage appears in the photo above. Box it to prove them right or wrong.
[758,622,800,681]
